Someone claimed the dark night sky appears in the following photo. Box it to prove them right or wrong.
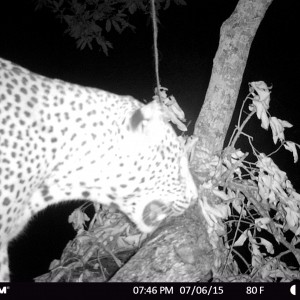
[0,0,299,281]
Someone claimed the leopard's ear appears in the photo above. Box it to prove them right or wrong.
[130,101,170,131]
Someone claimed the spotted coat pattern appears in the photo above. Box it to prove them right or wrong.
[0,58,197,281]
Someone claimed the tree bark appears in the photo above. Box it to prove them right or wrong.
[191,0,273,179]
[110,204,213,282]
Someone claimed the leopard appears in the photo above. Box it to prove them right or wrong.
[0,57,198,282]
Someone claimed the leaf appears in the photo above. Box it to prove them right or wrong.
[250,81,271,109]
[77,38,87,50]
[164,0,171,10]
[233,229,248,246]
[284,141,300,163]
[175,0,187,5]
[283,206,300,229]
[97,40,109,56]
[249,81,271,129]
[260,262,273,279]
[255,217,271,230]
[68,208,90,231]
[232,198,246,216]
[105,19,111,32]
[258,237,274,254]
[269,116,293,144]
[53,0,64,10]
[49,259,61,270]
[112,20,121,33]
[87,41,93,50]
[93,11,103,21]
[106,41,113,49]
[213,189,230,201]
[249,101,269,129]
[128,3,137,14]
[231,150,244,161]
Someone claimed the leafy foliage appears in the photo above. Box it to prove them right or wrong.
[199,82,300,281]
[36,202,147,282]
[34,0,186,54]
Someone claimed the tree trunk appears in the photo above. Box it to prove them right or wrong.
[191,0,273,179]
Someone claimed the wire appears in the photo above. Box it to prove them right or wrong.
[150,0,162,103]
